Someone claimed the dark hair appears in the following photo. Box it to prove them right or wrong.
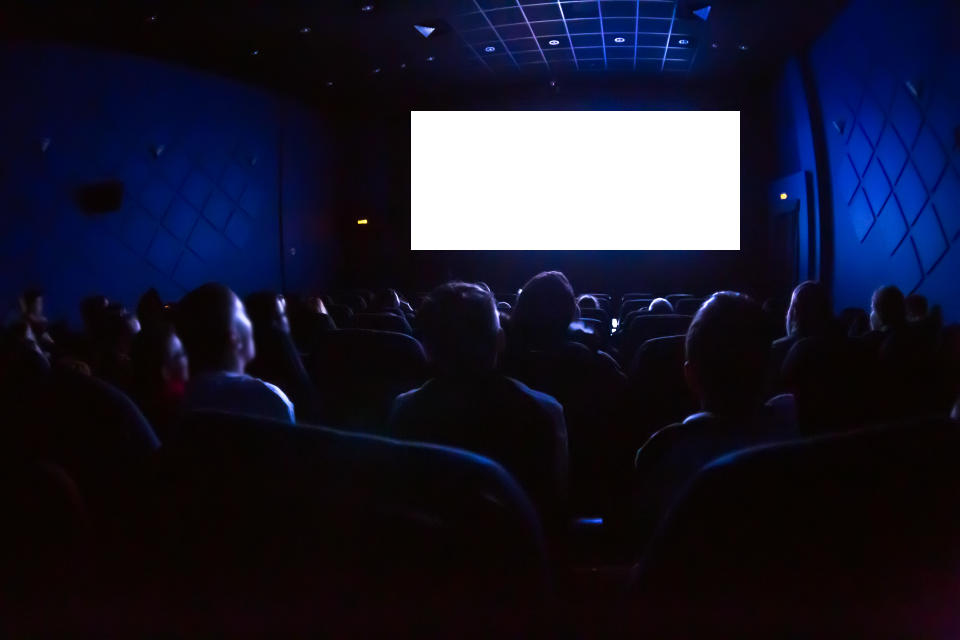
[787,281,832,337]
[648,298,674,314]
[686,291,768,413]
[872,285,906,329]
[512,271,577,347]
[176,283,237,373]
[245,291,284,332]
[132,323,176,389]
[137,288,165,332]
[904,294,928,320]
[418,282,499,373]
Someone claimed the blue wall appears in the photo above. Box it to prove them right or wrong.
[806,0,960,319]
[0,43,333,326]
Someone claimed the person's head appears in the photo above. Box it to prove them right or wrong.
[648,297,674,314]
[80,295,110,336]
[870,285,906,331]
[176,283,255,375]
[905,294,928,323]
[132,324,189,393]
[418,282,503,375]
[577,294,599,310]
[137,288,166,332]
[19,289,44,317]
[511,271,577,347]
[245,291,290,335]
[372,289,401,312]
[684,291,769,416]
[785,281,832,338]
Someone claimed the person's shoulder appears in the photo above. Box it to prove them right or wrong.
[635,421,685,468]
[505,376,562,411]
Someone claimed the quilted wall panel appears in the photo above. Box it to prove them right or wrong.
[0,43,332,326]
[809,0,960,320]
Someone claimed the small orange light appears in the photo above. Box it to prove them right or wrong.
[780,192,788,200]
[357,219,368,225]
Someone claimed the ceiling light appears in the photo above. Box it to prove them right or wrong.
[373,68,381,73]
[678,38,690,45]
[484,46,496,52]
[738,44,749,51]
[357,219,369,225]
[693,5,712,21]
[400,63,407,69]
[326,81,334,87]
[548,39,560,46]
[414,24,436,38]
[780,192,788,200]
[147,15,158,22]
[426,55,435,61]
[299,26,312,34]
[251,49,260,56]
[361,4,374,11]
[711,42,719,49]
[613,37,625,43]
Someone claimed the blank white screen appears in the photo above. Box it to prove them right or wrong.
[410,110,740,250]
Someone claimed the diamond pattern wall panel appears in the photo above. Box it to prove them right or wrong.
[810,0,960,319]
[0,43,328,325]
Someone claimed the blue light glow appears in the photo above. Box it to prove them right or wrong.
[548,39,560,46]
[299,26,312,34]
[361,4,373,12]
[576,517,604,526]
[614,37,626,43]
[678,39,690,46]
[484,46,496,53]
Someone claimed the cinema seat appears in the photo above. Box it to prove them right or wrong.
[626,335,697,446]
[674,297,706,315]
[325,302,355,328]
[579,307,610,325]
[307,329,427,433]
[143,410,549,635]
[618,315,693,365]
[619,299,652,319]
[621,293,654,302]
[354,311,413,334]
[627,417,960,637]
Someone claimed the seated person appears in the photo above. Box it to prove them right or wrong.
[176,283,294,422]
[647,297,673,314]
[905,293,928,323]
[131,323,189,440]
[633,292,797,544]
[387,282,568,525]
[769,281,834,392]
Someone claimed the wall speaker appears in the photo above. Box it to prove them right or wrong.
[75,179,125,214]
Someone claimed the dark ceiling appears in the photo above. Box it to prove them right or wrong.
[1,0,851,107]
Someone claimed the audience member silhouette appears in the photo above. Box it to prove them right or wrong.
[647,297,673,314]
[870,284,907,333]
[633,292,797,545]
[509,270,580,350]
[768,281,834,393]
[904,294,928,323]
[176,283,295,422]
[387,281,568,526]
[130,323,188,440]
[577,294,600,310]
[245,291,320,422]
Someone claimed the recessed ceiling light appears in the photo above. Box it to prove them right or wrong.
[414,25,436,38]
[299,26,312,34]
[613,36,625,43]
[400,63,407,69]
[361,4,373,11]
[711,42,719,49]
[780,192,788,200]
[147,15,158,22]
[326,81,334,87]
[484,46,496,53]
[678,38,690,45]
[426,55,435,61]
[738,44,749,51]
[548,39,560,46]
[251,49,260,56]
[373,67,381,73]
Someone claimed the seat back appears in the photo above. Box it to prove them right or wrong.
[354,311,412,335]
[626,335,697,446]
[674,297,706,315]
[148,410,548,634]
[619,315,692,365]
[307,329,427,433]
[619,298,652,319]
[579,307,610,324]
[629,417,960,636]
